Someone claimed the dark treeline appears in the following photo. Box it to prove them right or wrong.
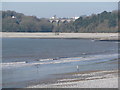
[2,10,53,32]
[2,10,118,33]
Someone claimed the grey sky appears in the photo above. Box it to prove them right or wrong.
[2,2,118,18]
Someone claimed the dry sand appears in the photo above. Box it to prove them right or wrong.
[1,32,119,40]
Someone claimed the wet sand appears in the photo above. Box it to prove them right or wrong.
[1,32,118,40]
[27,70,118,88]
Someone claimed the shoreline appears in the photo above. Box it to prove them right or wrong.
[1,32,119,40]
[27,70,118,88]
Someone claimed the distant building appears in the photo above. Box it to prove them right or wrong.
[73,16,79,20]
[50,15,57,20]
[11,16,16,19]
[49,15,79,24]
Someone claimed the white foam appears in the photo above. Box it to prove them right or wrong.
[2,53,118,69]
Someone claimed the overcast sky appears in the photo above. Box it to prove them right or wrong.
[2,2,118,18]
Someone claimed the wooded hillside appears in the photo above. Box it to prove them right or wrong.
[2,10,118,33]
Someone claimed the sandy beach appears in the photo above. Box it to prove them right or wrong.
[27,70,118,88]
[2,32,118,88]
[1,32,119,40]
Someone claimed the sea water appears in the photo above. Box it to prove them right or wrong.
[2,38,118,88]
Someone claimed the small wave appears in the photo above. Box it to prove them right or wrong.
[2,53,118,69]
[39,58,54,61]
[2,61,26,65]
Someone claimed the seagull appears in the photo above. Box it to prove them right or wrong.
[77,65,79,72]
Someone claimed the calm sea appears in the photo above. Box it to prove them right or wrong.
[2,38,118,63]
[2,38,118,88]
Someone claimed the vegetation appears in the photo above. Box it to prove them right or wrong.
[2,10,53,32]
[2,10,118,33]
